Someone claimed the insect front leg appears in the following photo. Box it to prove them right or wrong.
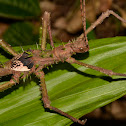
[35,71,87,125]
[47,12,55,49]
[66,57,126,77]
[77,9,126,41]
[86,10,126,35]
[0,71,21,92]
[41,11,55,50]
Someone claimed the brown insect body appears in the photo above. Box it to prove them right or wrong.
[32,38,89,69]
[14,38,88,71]
[0,38,89,89]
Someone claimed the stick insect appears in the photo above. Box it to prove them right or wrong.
[0,0,126,125]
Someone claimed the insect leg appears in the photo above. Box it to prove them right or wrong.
[77,10,126,41]
[66,57,126,77]
[0,39,17,56]
[0,72,21,92]
[86,10,126,35]
[0,68,13,77]
[41,11,49,50]
[41,11,54,50]
[47,13,55,49]
[35,71,87,125]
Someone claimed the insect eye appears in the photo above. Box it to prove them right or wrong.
[79,47,84,51]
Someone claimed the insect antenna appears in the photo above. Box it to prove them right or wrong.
[80,0,88,47]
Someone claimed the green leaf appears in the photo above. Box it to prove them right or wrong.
[0,37,126,126]
[0,0,41,19]
[3,22,39,46]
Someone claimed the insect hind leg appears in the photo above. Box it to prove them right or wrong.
[0,72,21,92]
[35,71,87,125]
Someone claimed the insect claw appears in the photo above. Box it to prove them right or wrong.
[77,118,87,125]
[82,118,87,124]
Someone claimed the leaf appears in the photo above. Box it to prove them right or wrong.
[0,0,41,19]
[0,37,126,126]
[3,22,39,46]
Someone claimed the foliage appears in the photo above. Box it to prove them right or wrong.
[0,0,41,19]
[3,22,39,46]
[0,37,126,126]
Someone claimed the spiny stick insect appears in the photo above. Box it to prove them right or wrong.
[0,0,126,125]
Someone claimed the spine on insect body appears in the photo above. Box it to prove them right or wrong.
[17,38,90,71]
[50,38,89,61]
[31,38,89,68]
[1,38,89,73]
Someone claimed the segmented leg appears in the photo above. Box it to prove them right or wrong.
[0,68,13,77]
[41,11,54,50]
[47,13,55,49]
[0,72,21,92]
[78,10,126,40]
[35,71,87,125]
[41,11,49,50]
[0,39,17,56]
[86,10,126,34]
[66,57,126,77]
